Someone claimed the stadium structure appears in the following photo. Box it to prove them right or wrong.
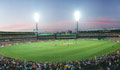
[0,29,120,70]
[0,29,120,42]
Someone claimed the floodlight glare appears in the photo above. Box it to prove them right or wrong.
[74,11,81,21]
[34,13,39,22]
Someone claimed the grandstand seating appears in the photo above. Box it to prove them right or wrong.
[0,29,120,41]
[56,34,76,39]
[78,29,120,38]
[0,31,36,42]
[38,33,55,39]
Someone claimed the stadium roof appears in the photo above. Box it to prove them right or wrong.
[39,33,54,36]
[79,28,120,32]
[0,31,35,33]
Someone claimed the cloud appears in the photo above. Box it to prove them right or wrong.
[0,18,120,32]
[0,22,35,31]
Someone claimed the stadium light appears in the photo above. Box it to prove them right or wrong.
[74,11,81,38]
[34,13,39,23]
[74,11,81,22]
[34,13,39,40]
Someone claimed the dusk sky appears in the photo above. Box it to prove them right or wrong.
[0,0,120,32]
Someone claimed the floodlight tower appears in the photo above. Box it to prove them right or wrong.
[34,13,39,40]
[74,11,81,38]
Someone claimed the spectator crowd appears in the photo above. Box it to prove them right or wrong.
[0,49,120,70]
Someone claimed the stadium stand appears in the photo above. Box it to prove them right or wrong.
[78,29,120,40]
[0,31,36,47]
[0,29,120,41]
[38,33,55,40]
[0,31,36,42]
[56,34,76,39]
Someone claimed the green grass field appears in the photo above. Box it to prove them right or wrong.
[0,40,120,62]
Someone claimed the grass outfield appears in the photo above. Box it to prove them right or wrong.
[0,40,120,62]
